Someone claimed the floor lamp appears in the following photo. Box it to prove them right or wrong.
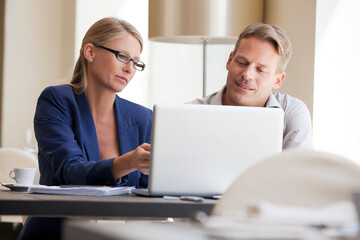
[149,0,263,97]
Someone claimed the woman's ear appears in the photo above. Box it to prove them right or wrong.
[83,43,95,62]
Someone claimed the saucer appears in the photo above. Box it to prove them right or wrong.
[2,183,31,192]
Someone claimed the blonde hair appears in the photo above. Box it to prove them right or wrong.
[233,23,291,72]
[70,17,143,94]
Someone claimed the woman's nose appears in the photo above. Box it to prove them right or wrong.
[122,61,133,74]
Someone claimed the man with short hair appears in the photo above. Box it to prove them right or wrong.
[191,23,312,149]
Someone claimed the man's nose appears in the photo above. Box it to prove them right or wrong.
[242,66,254,81]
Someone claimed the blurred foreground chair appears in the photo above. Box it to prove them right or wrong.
[0,147,39,223]
[212,149,360,217]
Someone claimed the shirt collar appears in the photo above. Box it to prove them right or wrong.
[265,92,282,108]
[209,86,226,105]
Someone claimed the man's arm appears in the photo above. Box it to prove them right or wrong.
[282,100,313,149]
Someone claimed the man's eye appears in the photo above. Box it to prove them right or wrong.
[236,61,246,66]
[257,68,267,73]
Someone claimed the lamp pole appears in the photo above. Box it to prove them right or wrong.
[202,37,209,98]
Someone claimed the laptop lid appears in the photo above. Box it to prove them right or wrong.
[145,103,284,197]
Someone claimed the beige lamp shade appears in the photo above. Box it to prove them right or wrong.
[149,0,264,44]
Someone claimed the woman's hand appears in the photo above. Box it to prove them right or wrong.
[111,143,151,179]
[129,143,151,174]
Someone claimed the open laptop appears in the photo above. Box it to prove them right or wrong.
[132,103,284,197]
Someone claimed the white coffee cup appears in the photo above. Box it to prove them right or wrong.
[9,168,36,186]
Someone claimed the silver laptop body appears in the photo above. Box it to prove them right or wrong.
[132,103,284,197]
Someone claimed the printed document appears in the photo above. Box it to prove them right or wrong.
[28,185,134,196]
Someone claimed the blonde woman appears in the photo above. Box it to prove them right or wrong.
[19,17,151,239]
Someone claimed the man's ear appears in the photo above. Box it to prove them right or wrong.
[83,43,95,62]
[273,72,286,90]
[226,51,234,71]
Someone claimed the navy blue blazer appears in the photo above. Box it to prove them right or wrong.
[34,85,152,188]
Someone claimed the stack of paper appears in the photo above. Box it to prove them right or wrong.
[28,185,134,196]
[243,200,358,227]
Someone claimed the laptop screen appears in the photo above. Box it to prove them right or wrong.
[147,103,284,197]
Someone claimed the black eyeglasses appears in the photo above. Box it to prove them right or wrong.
[93,44,145,71]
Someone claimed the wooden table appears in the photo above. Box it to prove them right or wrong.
[0,190,216,219]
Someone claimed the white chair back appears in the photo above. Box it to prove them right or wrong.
[212,149,360,216]
[0,147,39,185]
